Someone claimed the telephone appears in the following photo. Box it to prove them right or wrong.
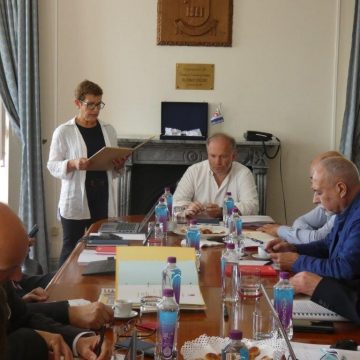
[244,130,273,141]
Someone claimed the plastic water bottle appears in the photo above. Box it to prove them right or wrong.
[156,288,179,360]
[162,256,181,305]
[164,187,175,232]
[273,271,294,340]
[229,208,244,257]
[221,242,239,302]
[155,197,169,233]
[186,220,201,271]
[221,329,249,360]
[154,222,164,244]
[223,192,235,225]
[163,187,173,218]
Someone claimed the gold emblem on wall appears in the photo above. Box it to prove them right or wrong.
[176,63,214,90]
[157,0,233,47]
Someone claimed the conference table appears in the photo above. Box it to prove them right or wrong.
[46,216,360,358]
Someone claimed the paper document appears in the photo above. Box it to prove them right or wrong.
[238,259,270,266]
[240,215,274,224]
[289,342,359,359]
[115,247,205,309]
[243,230,275,245]
[78,249,114,264]
[293,299,349,321]
[88,136,154,171]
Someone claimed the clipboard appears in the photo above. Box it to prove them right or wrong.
[87,136,154,171]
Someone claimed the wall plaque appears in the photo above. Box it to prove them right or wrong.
[176,63,214,90]
[157,0,233,47]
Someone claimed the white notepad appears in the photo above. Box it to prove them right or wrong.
[293,299,349,321]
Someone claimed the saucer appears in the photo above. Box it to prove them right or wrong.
[252,254,271,261]
[114,310,138,320]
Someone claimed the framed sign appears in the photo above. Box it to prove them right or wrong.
[157,0,233,47]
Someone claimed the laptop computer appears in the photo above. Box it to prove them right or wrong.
[99,204,154,235]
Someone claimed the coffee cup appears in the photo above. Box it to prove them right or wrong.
[113,299,132,318]
[258,246,269,258]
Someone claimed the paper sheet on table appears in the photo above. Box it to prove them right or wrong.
[243,230,275,245]
[239,215,274,224]
[289,342,360,359]
[238,260,269,266]
[180,239,224,248]
[78,249,113,263]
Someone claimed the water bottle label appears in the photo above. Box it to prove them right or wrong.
[156,215,168,232]
[234,219,242,235]
[159,311,177,357]
[274,289,293,329]
[172,272,181,305]
[186,230,200,250]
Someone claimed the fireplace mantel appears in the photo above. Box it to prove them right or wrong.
[117,138,279,216]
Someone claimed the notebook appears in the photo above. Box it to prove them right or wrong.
[293,299,349,321]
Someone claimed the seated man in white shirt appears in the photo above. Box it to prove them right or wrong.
[173,132,259,218]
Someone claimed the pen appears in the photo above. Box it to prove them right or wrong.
[245,236,264,245]
[95,326,105,356]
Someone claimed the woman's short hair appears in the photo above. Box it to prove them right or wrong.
[75,80,103,100]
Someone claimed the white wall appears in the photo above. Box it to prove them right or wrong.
[33,0,354,258]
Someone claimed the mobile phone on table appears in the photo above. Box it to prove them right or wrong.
[28,224,39,237]
[293,319,334,333]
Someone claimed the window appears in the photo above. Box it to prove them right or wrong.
[0,99,9,203]
[0,101,5,167]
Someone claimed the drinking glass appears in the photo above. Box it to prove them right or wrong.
[172,206,187,224]
[239,267,261,298]
[252,310,275,340]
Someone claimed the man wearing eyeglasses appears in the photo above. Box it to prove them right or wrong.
[48,80,125,266]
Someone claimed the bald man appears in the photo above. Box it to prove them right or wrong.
[0,203,111,360]
[173,133,259,218]
[266,156,360,279]
[259,151,342,244]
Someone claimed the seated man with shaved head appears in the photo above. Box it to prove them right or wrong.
[266,156,360,280]
[0,203,112,360]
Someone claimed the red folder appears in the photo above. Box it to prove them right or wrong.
[224,264,277,277]
[95,246,116,255]
[239,265,277,277]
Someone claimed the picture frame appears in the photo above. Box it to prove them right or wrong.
[157,0,233,47]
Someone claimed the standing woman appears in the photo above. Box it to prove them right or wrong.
[48,80,124,266]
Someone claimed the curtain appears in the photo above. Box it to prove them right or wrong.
[0,0,48,271]
[340,0,360,168]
